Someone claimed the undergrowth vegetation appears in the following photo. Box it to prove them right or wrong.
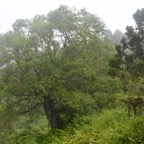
[5,108,144,144]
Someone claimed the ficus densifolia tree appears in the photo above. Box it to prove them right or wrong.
[0,5,113,129]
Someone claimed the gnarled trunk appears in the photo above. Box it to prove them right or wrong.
[43,96,64,129]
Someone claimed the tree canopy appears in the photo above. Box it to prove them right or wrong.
[109,8,144,95]
[0,5,114,130]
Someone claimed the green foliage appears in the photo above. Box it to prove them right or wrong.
[0,5,115,130]
[2,4,141,144]
[108,8,144,94]
[109,8,144,80]
[3,108,143,144]
[92,77,123,110]
[0,115,48,144]
[56,109,144,144]
[127,77,144,96]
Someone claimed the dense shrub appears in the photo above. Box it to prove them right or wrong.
[58,108,144,144]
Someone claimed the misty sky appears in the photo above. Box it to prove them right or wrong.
[0,0,144,33]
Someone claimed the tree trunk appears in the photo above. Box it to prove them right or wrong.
[43,96,64,129]
[128,105,131,117]
[133,106,137,116]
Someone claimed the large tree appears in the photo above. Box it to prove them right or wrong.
[0,6,112,129]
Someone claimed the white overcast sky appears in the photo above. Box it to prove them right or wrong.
[0,0,144,33]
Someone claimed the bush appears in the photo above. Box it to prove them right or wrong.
[59,108,144,144]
